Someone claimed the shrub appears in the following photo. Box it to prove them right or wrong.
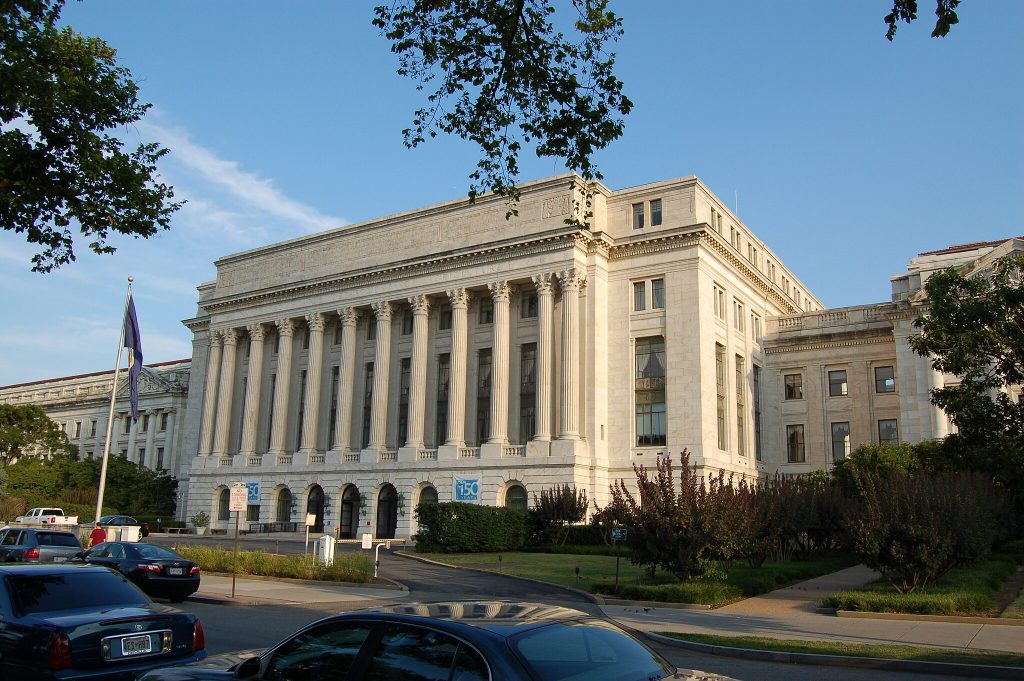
[174,545,373,582]
[415,502,529,552]
[531,485,588,544]
[0,496,27,522]
[592,580,743,606]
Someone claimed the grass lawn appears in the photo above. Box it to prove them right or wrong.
[658,633,1024,668]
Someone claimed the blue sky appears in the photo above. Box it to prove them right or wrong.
[1,1,1021,386]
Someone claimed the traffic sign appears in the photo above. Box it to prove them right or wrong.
[229,483,248,512]
[611,527,627,542]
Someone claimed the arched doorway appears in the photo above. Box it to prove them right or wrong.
[307,485,324,533]
[276,488,292,523]
[340,485,360,539]
[376,484,398,539]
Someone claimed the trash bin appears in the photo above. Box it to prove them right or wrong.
[316,535,335,567]
[121,525,141,542]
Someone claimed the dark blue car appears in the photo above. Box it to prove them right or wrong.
[0,563,206,680]
[138,601,725,681]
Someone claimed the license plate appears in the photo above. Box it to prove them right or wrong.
[168,567,183,576]
[53,556,66,563]
[121,635,152,656]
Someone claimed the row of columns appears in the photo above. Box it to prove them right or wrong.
[197,268,587,458]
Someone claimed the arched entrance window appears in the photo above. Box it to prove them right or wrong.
[340,485,360,539]
[307,485,324,533]
[276,488,292,523]
[376,484,398,539]
[418,485,438,507]
[217,488,230,521]
[505,484,528,511]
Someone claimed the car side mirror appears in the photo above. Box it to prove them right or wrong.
[234,656,261,679]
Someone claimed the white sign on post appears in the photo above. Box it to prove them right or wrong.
[229,483,248,512]
[361,533,373,549]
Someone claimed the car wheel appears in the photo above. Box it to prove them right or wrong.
[169,595,187,603]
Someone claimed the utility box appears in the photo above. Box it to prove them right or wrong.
[120,525,142,542]
[316,535,335,567]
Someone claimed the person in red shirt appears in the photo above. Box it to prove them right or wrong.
[89,523,107,548]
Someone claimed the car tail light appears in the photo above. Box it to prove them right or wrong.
[189,566,200,576]
[48,633,72,669]
[193,620,205,652]
[137,563,162,574]
[25,547,40,560]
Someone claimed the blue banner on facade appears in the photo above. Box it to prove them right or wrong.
[453,475,480,503]
[247,482,261,503]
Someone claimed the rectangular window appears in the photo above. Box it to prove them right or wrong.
[89,420,97,437]
[361,363,374,449]
[273,331,280,355]
[438,304,452,331]
[123,416,130,434]
[632,202,645,229]
[753,364,763,461]
[736,356,746,457]
[878,419,899,445]
[294,372,305,451]
[156,447,164,470]
[246,505,260,522]
[875,365,896,393]
[716,343,727,449]
[436,353,450,445]
[397,357,411,446]
[333,321,342,345]
[750,313,762,340]
[328,366,340,448]
[635,336,666,446]
[828,370,849,397]
[521,293,538,319]
[651,278,665,309]
[784,373,803,400]
[302,327,310,350]
[831,422,851,460]
[137,447,145,465]
[266,373,276,451]
[520,344,537,443]
[713,284,726,319]
[367,321,376,341]
[787,424,806,463]
[633,281,646,311]
[476,349,492,445]
[73,421,81,438]
[650,199,662,226]
[733,300,745,333]
[159,413,167,431]
[237,377,247,451]
[401,310,413,335]
[141,414,150,433]
[478,299,494,325]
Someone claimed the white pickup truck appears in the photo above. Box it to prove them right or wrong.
[12,507,79,525]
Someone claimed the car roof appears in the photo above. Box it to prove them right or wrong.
[336,601,594,637]
[0,527,76,535]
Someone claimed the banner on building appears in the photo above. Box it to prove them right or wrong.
[453,475,481,504]
[246,482,261,504]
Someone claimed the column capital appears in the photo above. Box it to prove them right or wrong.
[209,330,225,347]
[447,287,470,309]
[408,294,431,315]
[487,281,512,303]
[532,272,556,296]
[246,323,266,342]
[275,318,296,337]
[337,307,360,327]
[558,268,587,293]
[372,301,393,321]
[221,328,239,346]
[306,311,326,332]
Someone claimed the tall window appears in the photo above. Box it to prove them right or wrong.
[218,488,230,521]
[735,356,746,457]
[294,372,305,451]
[397,357,411,446]
[333,321,342,345]
[478,299,494,325]
[519,344,537,443]
[361,363,374,449]
[436,353,450,445]
[831,422,851,460]
[828,370,848,397]
[631,202,644,229]
[753,365,763,461]
[89,420,97,437]
[521,293,538,319]
[633,282,646,311]
[159,413,167,431]
[237,377,248,451]
[506,485,528,511]
[328,366,339,448]
[875,366,896,393]
[878,419,899,445]
[713,284,726,319]
[123,415,130,434]
[438,304,452,331]
[156,447,164,470]
[401,310,413,335]
[266,373,276,451]
[733,300,745,332]
[715,343,727,449]
[651,278,665,309]
[476,349,492,444]
[750,313,762,340]
[73,421,81,438]
[367,320,376,341]
[786,424,805,463]
[635,337,666,446]
[784,373,803,400]
[650,199,662,226]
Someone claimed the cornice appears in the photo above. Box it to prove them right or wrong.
[183,317,210,333]
[763,332,895,355]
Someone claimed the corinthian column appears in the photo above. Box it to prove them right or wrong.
[558,268,586,439]
[212,328,239,455]
[532,274,555,441]
[487,281,511,444]
[239,324,266,456]
[198,331,223,456]
[405,295,430,449]
[446,288,470,447]
[331,308,360,452]
[368,302,392,451]
[299,312,326,455]
[268,319,295,456]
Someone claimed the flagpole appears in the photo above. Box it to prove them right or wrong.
[94,277,134,525]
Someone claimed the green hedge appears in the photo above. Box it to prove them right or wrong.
[522,543,630,557]
[174,545,374,583]
[415,502,528,553]
[593,580,743,606]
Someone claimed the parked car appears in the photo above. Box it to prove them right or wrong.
[0,563,206,680]
[138,601,733,681]
[80,542,200,602]
[13,507,79,525]
[0,526,82,563]
[99,514,151,537]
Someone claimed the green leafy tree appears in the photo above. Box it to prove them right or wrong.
[0,403,76,464]
[531,483,588,544]
[1,0,181,272]
[884,0,962,41]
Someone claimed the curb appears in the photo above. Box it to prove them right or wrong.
[836,610,1024,626]
[198,571,407,591]
[644,632,1024,680]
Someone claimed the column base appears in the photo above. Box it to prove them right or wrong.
[550,438,585,459]
[480,443,505,459]
[397,446,420,462]
[526,441,551,457]
[437,444,463,461]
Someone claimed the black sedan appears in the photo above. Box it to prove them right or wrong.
[81,542,200,602]
[0,563,206,680]
[99,515,150,537]
[139,601,732,681]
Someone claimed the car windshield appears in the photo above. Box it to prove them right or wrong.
[510,620,673,681]
[6,571,149,613]
[35,533,81,548]
[133,544,182,560]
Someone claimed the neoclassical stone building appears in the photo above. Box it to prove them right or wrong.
[181,174,822,537]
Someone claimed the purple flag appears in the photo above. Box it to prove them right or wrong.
[124,295,143,422]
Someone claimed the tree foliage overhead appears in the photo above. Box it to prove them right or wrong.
[909,254,1024,439]
[0,0,181,272]
[884,0,962,41]
[373,0,632,209]
[0,403,76,464]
